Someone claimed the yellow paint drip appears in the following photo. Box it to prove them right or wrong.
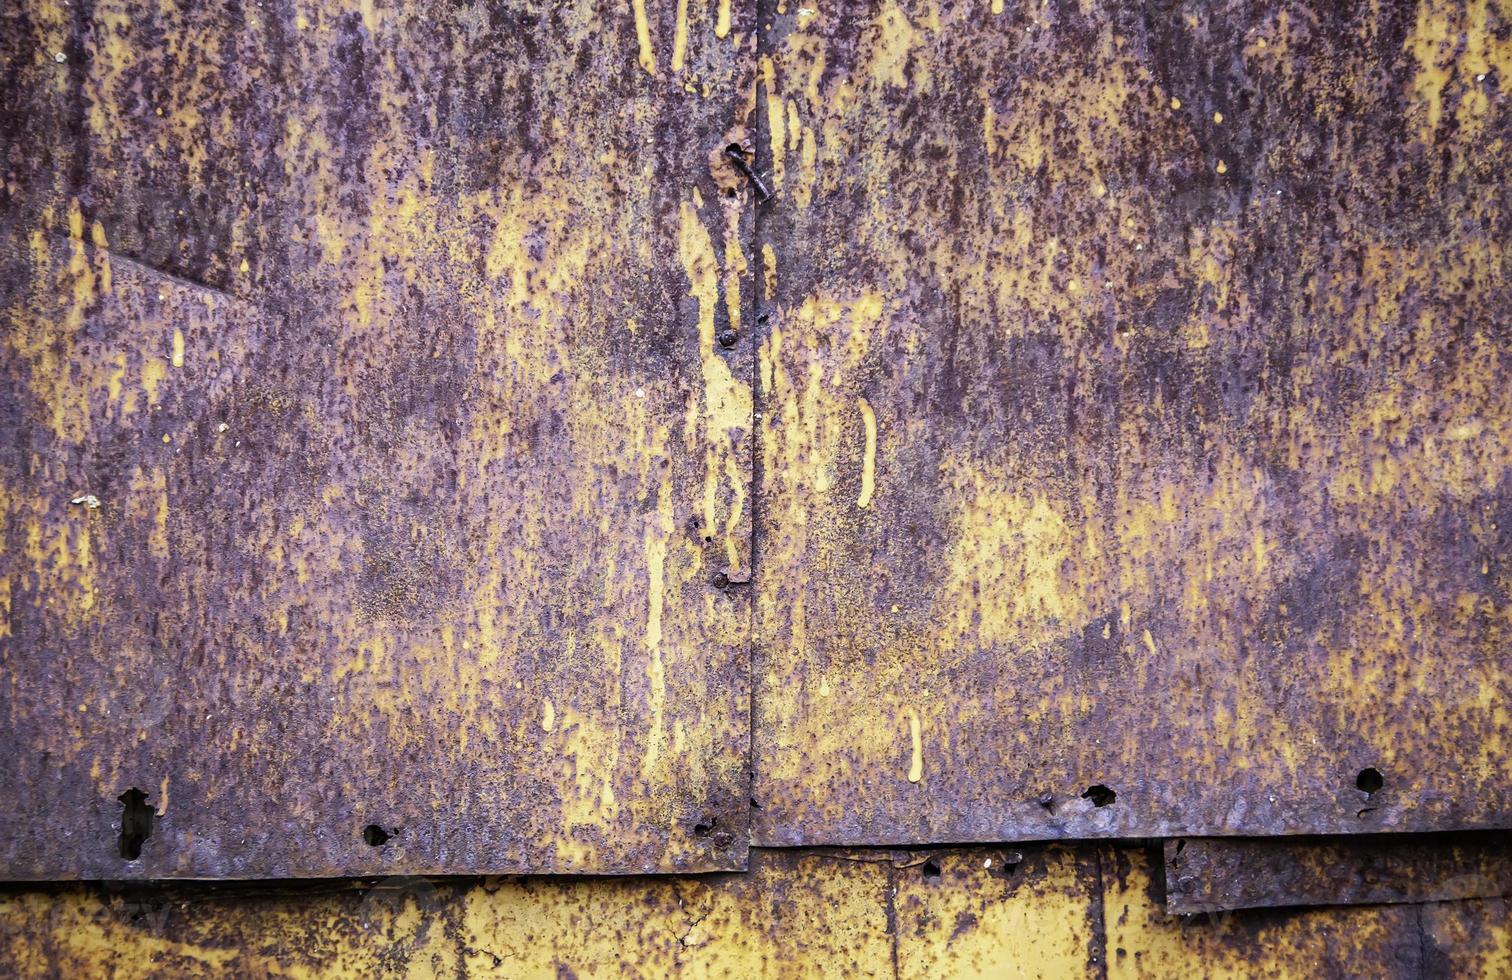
[632,0,658,76]
[856,397,877,508]
[907,709,923,782]
[671,0,690,72]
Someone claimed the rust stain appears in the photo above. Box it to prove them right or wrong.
[0,0,757,877]
[751,0,1512,845]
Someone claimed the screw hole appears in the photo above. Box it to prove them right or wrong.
[693,818,716,837]
[363,824,392,847]
[724,186,737,198]
[725,142,746,158]
[118,788,153,860]
[1356,767,1384,795]
[987,849,1023,879]
[921,858,942,879]
[1081,784,1117,807]
[1037,792,1055,812]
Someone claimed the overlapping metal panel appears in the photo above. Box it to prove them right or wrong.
[1,0,756,877]
[751,0,1512,845]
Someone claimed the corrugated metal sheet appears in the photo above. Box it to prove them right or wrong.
[751,0,1512,845]
[1,0,756,877]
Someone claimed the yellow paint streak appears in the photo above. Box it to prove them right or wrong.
[632,0,659,76]
[672,0,690,72]
[541,698,556,733]
[907,709,923,782]
[170,328,185,368]
[677,198,752,578]
[856,396,877,508]
[716,0,732,38]
[643,481,672,771]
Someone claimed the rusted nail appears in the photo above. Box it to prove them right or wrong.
[724,144,773,203]
[717,328,738,349]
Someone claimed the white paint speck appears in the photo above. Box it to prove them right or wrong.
[635,388,646,398]
[53,51,66,63]
[217,422,229,432]
[70,494,100,509]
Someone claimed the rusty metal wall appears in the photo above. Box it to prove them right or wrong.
[1,0,757,877]
[3,6,1512,978]
[2,844,1508,978]
[751,0,1512,845]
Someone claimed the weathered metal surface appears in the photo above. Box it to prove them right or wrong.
[1164,832,1512,914]
[0,0,757,877]
[751,0,1512,845]
[894,845,1104,978]
[5,845,1512,977]
[461,848,898,976]
[1102,845,1444,979]
[0,846,1107,978]
[1421,893,1512,979]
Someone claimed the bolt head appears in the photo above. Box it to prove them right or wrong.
[712,571,730,589]
[717,329,738,349]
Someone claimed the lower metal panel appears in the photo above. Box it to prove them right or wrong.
[1164,832,1512,914]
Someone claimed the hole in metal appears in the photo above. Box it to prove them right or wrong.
[1356,767,1384,795]
[1081,784,1117,807]
[363,824,392,846]
[118,788,153,860]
